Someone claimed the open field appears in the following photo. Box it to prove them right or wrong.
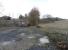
[40,19,68,33]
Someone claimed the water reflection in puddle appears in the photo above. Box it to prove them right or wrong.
[38,36,49,45]
[19,33,25,36]
[0,40,15,46]
[27,36,35,39]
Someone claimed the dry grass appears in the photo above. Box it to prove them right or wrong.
[40,19,68,33]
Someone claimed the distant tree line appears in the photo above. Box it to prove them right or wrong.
[40,14,63,23]
[18,7,40,26]
[0,7,63,27]
[0,16,11,20]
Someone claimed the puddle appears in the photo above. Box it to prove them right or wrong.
[19,33,25,36]
[2,41,12,45]
[38,36,49,45]
[27,36,35,39]
[27,34,42,39]
[0,40,15,46]
[17,33,26,38]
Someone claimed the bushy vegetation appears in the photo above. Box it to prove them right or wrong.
[28,8,40,26]
[44,32,68,49]
[45,32,67,42]
[0,16,11,20]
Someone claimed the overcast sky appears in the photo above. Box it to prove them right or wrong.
[0,0,68,19]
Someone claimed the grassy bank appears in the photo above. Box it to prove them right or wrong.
[39,20,68,33]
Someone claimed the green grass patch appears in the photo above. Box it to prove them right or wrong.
[44,32,68,43]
